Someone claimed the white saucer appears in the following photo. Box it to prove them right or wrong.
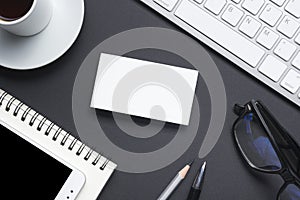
[0,0,84,70]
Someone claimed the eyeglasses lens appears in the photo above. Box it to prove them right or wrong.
[235,113,282,171]
[279,184,300,200]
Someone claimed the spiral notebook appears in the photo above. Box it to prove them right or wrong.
[0,89,117,200]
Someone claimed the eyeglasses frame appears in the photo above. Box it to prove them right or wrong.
[232,99,300,199]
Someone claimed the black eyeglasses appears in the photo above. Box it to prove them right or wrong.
[232,100,300,200]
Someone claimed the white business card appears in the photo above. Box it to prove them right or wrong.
[91,53,198,125]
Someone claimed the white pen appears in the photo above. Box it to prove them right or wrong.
[157,161,193,200]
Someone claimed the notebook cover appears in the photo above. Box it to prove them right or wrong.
[0,89,117,200]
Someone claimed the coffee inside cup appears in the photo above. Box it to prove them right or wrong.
[0,0,34,22]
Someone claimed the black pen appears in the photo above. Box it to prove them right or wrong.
[187,161,207,200]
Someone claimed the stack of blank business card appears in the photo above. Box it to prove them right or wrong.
[91,53,198,125]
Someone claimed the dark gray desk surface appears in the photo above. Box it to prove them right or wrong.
[1,0,300,199]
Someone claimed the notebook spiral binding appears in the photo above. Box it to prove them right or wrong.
[0,91,111,171]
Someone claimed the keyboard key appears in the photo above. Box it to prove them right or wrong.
[222,4,244,26]
[204,0,227,15]
[260,4,282,26]
[239,16,261,38]
[153,0,179,11]
[274,39,297,61]
[259,55,287,82]
[242,0,265,15]
[194,0,203,4]
[285,0,300,18]
[175,0,265,67]
[270,0,286,6]
[292,52,300,70]
[296,33,300,45]
[277,16,300,38]
[257,27,279,49]
[281,69,300,93]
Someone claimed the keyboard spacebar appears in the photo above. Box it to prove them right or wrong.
[175,1,265,67]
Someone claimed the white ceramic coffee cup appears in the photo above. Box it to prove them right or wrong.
[0,0,53,36]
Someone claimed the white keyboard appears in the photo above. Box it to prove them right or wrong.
[140,0,300,107]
